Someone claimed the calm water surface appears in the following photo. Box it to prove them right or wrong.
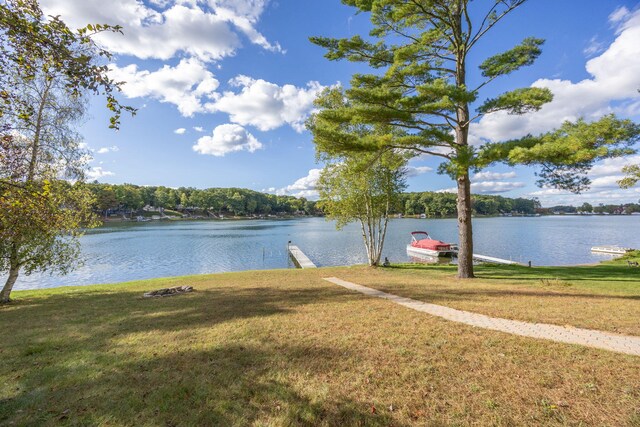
[13,215,640,290]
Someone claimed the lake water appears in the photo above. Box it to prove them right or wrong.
[11,215,640,290]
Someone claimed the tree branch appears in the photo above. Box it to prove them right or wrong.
[468,1,526,52]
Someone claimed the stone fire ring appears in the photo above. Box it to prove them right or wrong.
[143,286,194,298]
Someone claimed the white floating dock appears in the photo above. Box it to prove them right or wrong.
[591,245,633,255]
[450,247,525,266]
[288,244,316,269]
[469,253,524,266]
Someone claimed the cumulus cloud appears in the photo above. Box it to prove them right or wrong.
[193,126,205,132]
[405,165,433,177]
[469,7,640,144]
[96,145,119,154]
[109,58,219,117]
[471,181,526,194]
[588,155,640,177]
[109,65,325,130]
[212,0,283,53]
[192,124,262,156]
[527,186,640,207]
[268,168,321,199]
[522,155,640,205]
[86,167,115,180]
[472,171,517,182]
[208,76,325,132]
[174,128,186,135]
[437,170,525,194]
[40,0,281,62]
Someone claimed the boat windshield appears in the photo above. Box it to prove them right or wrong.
[411,231,430,241]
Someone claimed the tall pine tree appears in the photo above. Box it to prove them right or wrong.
[309,0,638,278]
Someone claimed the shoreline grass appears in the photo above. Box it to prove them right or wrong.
[2,264,639,426]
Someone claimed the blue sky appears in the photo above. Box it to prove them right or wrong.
[40,0,640,206]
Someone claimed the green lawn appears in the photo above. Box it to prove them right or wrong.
[1,264,639,426]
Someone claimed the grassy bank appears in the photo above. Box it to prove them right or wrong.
[1,264,639,426]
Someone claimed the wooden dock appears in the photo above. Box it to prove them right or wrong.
[288,244,316,269]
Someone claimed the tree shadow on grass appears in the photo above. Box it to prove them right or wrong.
[1,344,401,426]
[1,283,357,338]
[0,284,401,425]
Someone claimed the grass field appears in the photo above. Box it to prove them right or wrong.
[1,262,639,426]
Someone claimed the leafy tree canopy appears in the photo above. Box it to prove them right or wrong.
[0,0,135,129]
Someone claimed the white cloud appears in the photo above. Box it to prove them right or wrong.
[269,168,321,199]
[609,6,631,28]
[109,58,219,117]
[192,124,262,156]
[212,0,283,53]
[583,36,605,57]
[523,155,640,205]
[174,128,186,135]
[437,180,525,194]
[439,170,524,194]
[589,155,640,177]
[193,126,204,132]
[471,181,526,194]
[590,175,624,189]
[472,171,517,182]
[527,186,640,207]
[96,145,119,154]
[208,76,325,132]
[436,187,456,194]
[86,167,115,180]
[470,8,640,144]
[405,165,433,177]
[39,0,280,62]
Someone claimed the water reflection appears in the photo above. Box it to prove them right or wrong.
[10,216,640,290]
[407,254,453,265]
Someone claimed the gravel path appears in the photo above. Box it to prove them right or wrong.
[323,277,640,357]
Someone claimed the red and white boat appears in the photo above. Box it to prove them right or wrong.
[407,231,454,258]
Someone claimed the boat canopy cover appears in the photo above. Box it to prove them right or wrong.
[410,231,451,250]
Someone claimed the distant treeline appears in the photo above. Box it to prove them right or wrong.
[88,183,542,218]
[544,202,640,215]
[87,183,319,217]
[400,192,538,217]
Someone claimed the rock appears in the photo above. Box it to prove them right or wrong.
[143,286,194,298]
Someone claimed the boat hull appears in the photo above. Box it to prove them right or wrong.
[407,244,454,258]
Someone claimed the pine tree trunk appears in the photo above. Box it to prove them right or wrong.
[453,3,474,279]
[456,174,474,278]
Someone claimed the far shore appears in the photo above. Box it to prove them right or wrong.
[98,211,640,225]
